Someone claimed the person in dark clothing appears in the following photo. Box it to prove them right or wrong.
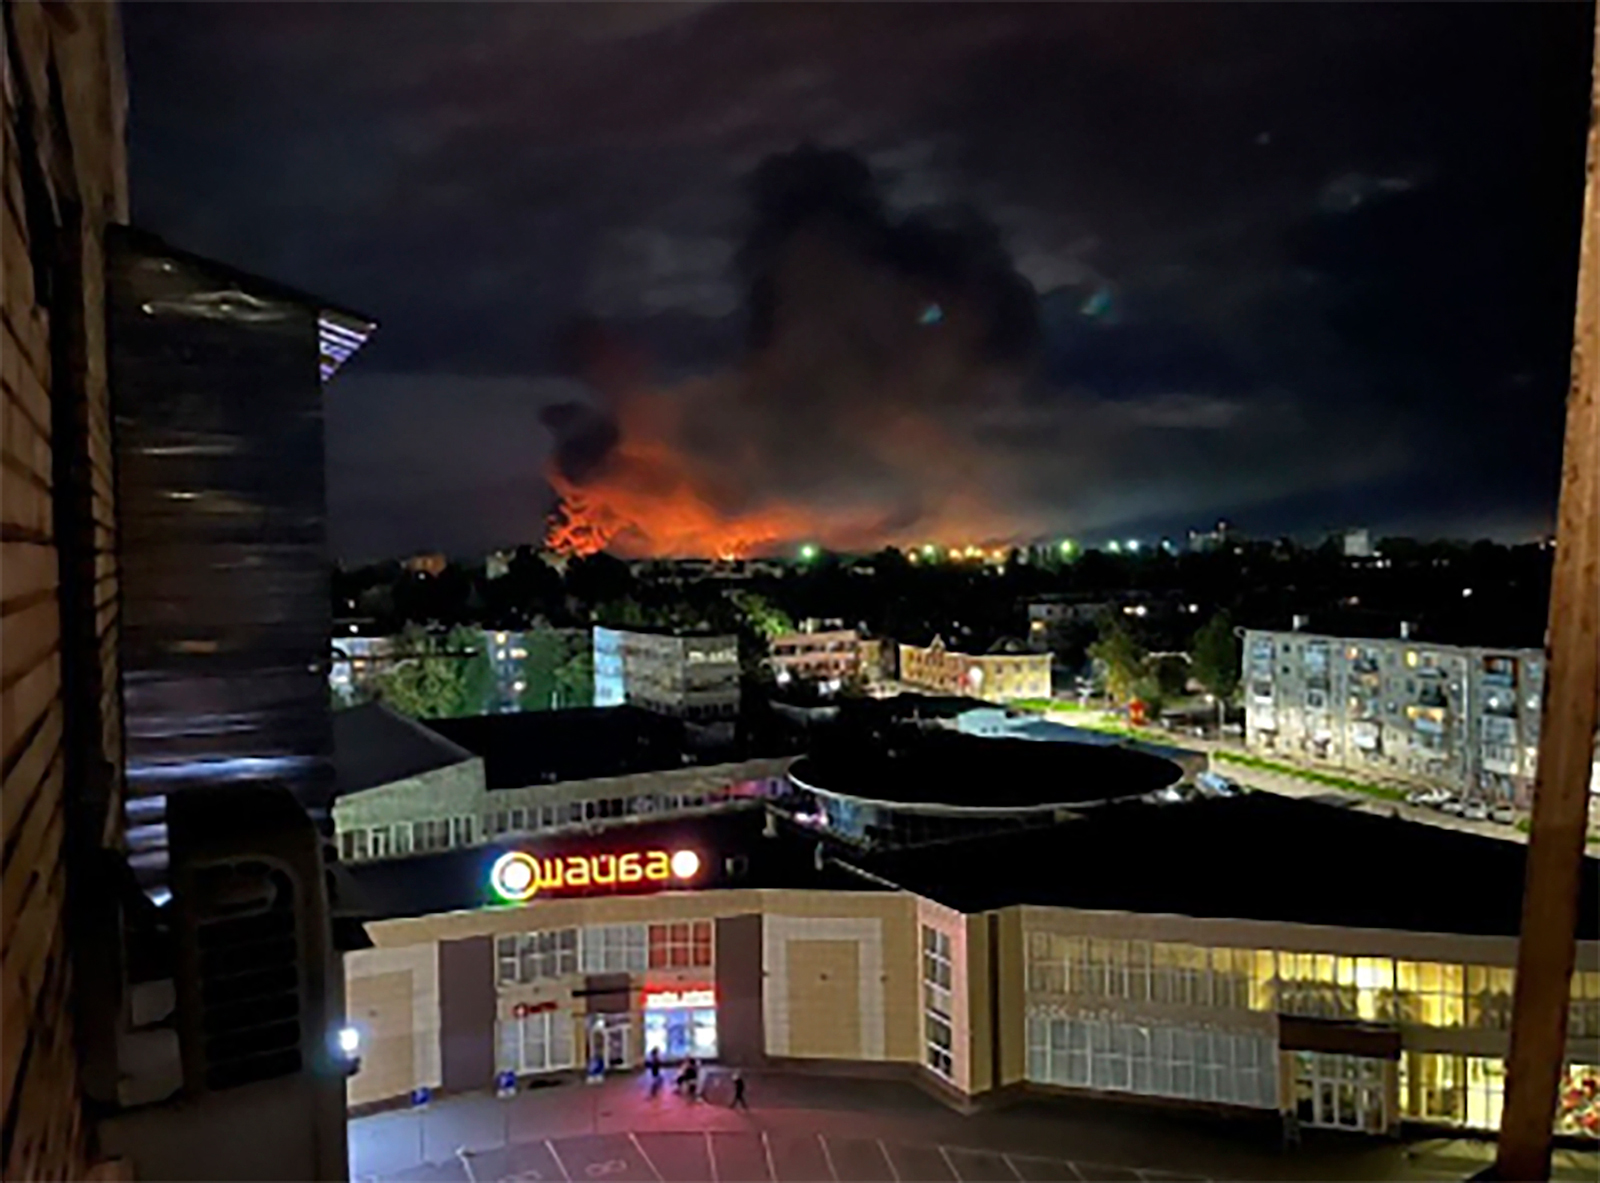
[647,1048,662,1096]
[730,1072,748,1110]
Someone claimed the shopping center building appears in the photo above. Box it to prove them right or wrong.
[340,745,1600,1142]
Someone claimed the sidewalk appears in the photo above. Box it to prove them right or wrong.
[1042,709,1600,852]
[348,1069,1597,1182]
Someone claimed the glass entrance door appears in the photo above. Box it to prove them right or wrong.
[643,1007,719,1061]
[1294,1052,1387,1132]
[589,1018,631,1070]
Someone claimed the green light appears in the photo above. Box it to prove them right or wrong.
[798,544,819,561]
[922,544,936,557]
[1058,539,1076,556]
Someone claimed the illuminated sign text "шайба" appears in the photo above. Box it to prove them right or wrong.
[490,848,702,903]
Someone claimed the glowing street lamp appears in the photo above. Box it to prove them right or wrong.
[798,544,819,561]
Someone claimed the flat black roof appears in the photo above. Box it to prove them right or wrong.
[789,728,1181,811]
[424,706,786,790]
[851,793,1600,938]
[340,795,1600,941]
[342,807,861,921]
[334,702,475,797]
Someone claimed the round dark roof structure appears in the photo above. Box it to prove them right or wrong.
[788,728,1182,814]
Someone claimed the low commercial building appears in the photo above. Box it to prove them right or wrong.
[331,704,790,865]
[341,792,1600,1142]
[1243,628,1546,805]
[898,636,1052,702]
[594,627,741,721]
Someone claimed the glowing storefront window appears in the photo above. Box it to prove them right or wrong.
[1557,1064,1600,1138]
[1402,1055,1597,1138]
[1396,962,1465,1028]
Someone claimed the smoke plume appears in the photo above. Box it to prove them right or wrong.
[543,145,1044,558]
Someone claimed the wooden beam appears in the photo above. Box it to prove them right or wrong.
[1494,11,1600,1180]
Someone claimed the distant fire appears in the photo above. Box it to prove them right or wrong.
[543,383,821,559]
[541,380,1030,560]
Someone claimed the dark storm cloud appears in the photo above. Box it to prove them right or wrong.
[122,2,1594,558]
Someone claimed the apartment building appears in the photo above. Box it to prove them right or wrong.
[1243,629,1545,805]
[898,636,1052,702]
[594,627,741,720]
[769,628,862,686]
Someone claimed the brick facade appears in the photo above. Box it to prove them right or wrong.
[2,3,128,1178]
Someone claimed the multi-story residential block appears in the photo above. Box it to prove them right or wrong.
[898,636,1053,702]
[593,627,741,720]
[769,628,862,686]
[1027,598,1111,650]
[1244,628,1546,805]
[329,634,397,704]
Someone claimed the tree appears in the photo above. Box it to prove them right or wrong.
[1088,617,1147,705]
[728,591,794,641]
[372,625,493,719]
[1191,611,1241,704]
[516,628,594,711]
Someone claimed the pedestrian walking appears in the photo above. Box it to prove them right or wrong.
[730,1071,748,1110]
[647,1047,662,1096]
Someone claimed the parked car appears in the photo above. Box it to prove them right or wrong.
[1196,770,1243,797]
[1461,801,1490,822]
[1408,787,1451,808]
[1490,804,1518,825]
[1439,796,1467,816]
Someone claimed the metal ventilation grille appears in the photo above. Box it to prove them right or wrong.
[193,861,303,1090]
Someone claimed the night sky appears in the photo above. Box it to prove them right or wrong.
[123,3,1595,561]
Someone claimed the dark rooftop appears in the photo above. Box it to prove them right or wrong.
[851,792,1600,938]
[424,706,785,790]
[342,807,861,921]
[789,727,1181,810]
[334,702,475,797]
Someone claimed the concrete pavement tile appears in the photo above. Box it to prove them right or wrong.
[551,1134,656,1183]
[349,1111,426,1180]
[1068,1166,1140,1182]
[823,1138,896,1182]
[710,1131,774,1181]
[942,1149,1019,1181]
[423,1094,512,1163]
[767,1133,834,1182]
[1005,1157,1080,1182]
[883,1143,957,1182]
[460,1140,569,1183]
[386,1158,472,1183]
[636,1132,714,1182]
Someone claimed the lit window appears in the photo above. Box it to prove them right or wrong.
[648,921,713,969]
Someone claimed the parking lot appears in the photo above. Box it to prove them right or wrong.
[348,1070,1597,1183]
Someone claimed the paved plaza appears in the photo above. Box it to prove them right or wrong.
[348,1070,1597,1183]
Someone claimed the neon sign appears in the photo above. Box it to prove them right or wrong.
[490,847,703,903]
[643,988,716,1010]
